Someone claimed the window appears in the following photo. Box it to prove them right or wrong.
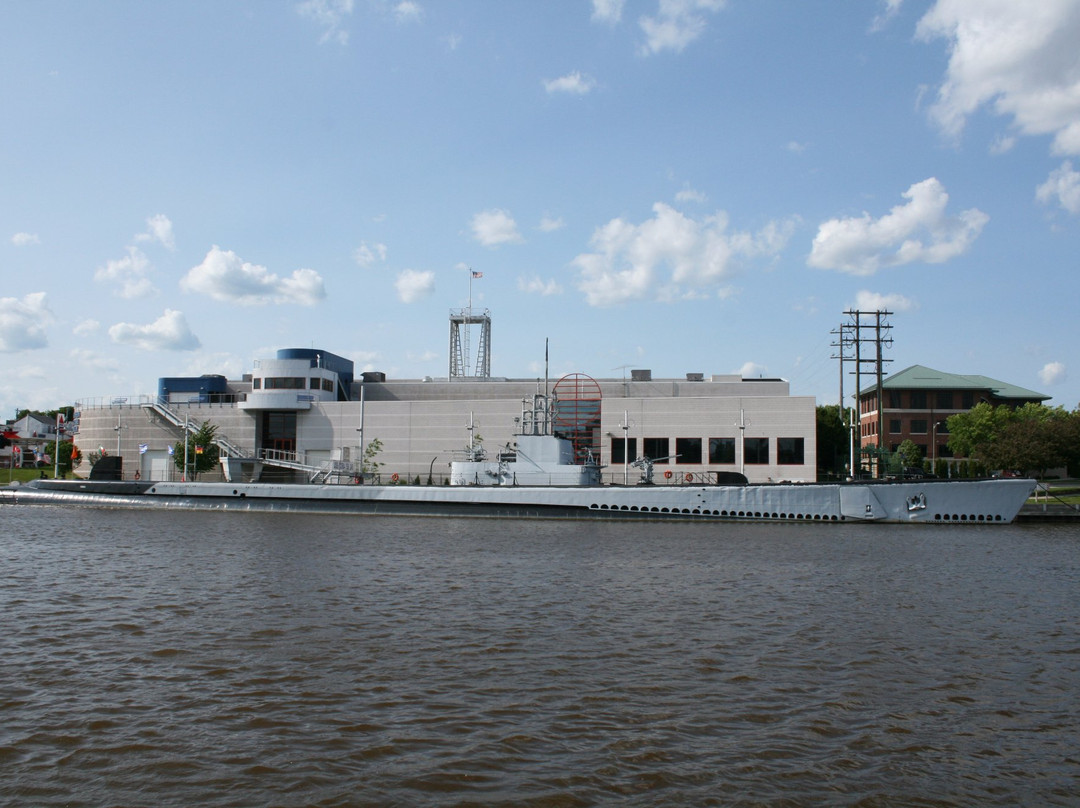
[675,438,702,464]
[744,438,769,464]
[265,377,306,390]
[777,438,804,465]
[643,437,670,463]
[936,391,953,409]
[961,392,974,409]
[910,391,927,409]
[888,391,902,408]
[610,437,637,464]
[889,419,901,434]
[911,419,928,434]
[709,437,735,464]
[310,378,321,389]
[253,378,261,390]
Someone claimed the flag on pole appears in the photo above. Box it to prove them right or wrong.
[139,443,148,454]
[167,445,175,456]
[471,271,483,278]
[195,445,204,455]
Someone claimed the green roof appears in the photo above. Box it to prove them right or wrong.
[861,364,1049,401]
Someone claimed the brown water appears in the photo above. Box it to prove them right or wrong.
[1,506,1077,806]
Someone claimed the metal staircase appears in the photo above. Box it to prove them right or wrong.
[141,397,250,458]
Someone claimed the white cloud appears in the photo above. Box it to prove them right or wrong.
[538,216,565,232]
[11,232,40,246]
[297,0,354,45]
[738,361,767,378]
[639,0,725,55]
[808,178,988,275]
[675,186,707,203]
[916,1,1080,155]
[108,309,201,351]
[72,319,100,337]
[518,275,563,296]
[785,140,808,154]
[592,0,625,24]
[393,1,422,23]
[181,246,326,306]
[134,213,176,251]
[1039,361,1067,385]
[470,209,524,247]
[69,347,121,375]
[354,241,388,266]
[94,246,157,299]
[0,292,52,352]
[870,0,904,33]
[394,269,435,303]
[573,202,793,307]
[543,71,596,95]
[854,290,918,312]
[1036,161,1080,214]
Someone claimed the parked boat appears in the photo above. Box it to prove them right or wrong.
[3,389,1036,524]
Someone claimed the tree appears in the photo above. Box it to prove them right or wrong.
[815,404,849,478]
[896,439,923,469]
[362,437,383,477]
[946,402,1013,459]
[45,440,81,478]
[172,421,220,480]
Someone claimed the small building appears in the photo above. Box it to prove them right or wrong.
[858,364,1049,462]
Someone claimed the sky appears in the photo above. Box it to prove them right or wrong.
[3,0,1079,418]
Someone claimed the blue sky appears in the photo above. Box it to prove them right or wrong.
[3,0,1079,417]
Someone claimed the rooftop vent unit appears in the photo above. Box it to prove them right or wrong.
[686,372,704,382]
[630,369,652,382]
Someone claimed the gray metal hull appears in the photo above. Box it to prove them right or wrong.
[4,477,1036,524]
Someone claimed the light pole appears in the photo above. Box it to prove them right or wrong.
[114,412,123,476]
[932,421,944,471]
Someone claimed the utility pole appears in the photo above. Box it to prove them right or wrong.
[837,309,893,478]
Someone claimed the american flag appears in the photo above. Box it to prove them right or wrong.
[471,270,483,278]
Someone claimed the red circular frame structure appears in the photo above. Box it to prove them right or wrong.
[551,373,602,464]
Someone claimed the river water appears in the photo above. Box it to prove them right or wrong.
[1,505,1077,807]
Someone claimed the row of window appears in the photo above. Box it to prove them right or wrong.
[253,377,335,392]
[888,419,950,435]
[865,390,978,411]
[609,437,805,465]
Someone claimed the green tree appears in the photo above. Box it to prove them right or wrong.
[946,402,1013,459]
[896,439,923,469]
[815,404,849,479]
[45,440,81,477]
[172,421,220,480]
[362,437,383,477]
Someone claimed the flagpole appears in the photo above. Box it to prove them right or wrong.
[54,412,61,478]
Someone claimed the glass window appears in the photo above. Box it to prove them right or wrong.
[709,437,735,464]
[936,391,953,409]
[889,419,901,434]
[675,438,702,464]
[643,437,670,463]
[910,391,927,409]
[777,438,804,465]
[253,378,261,390]
[888,391,902,408]
[322,379,334,392]
[310,378,320,389]
[610,437,637,464]
[745,437,769,464]
[961,392,974,409]
[911,419,928,434]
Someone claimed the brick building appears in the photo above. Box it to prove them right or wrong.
[858,365,1049,463]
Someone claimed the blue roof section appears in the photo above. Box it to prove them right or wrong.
[862,364,1049,401]
[276,348,354,386]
